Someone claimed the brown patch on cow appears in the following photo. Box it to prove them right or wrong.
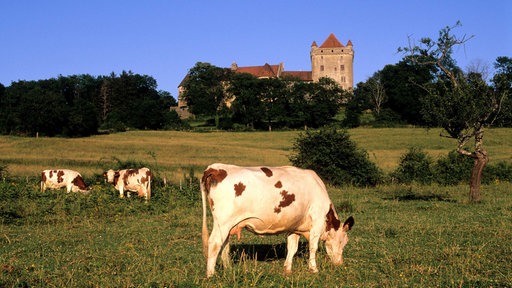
[112,171,120,185]
[49,170,54,178]
[274,190,295,214]
[41,172,47,182]
[325,205,341,231]
[136,170,152,186]
[142,170,152,184]
[57,170,65,183]
[124,169,140,186]
[71,175,87,190]
[261,167,273,177]
[208,197,214,210]
[201,168,228,194]
[234,181,246,197]
[274,181,282,188]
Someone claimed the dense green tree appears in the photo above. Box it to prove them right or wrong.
[492,56,512,126]
[307,77,345,127]
[0,72,177,136]
[286,80,312,128]
[182,62,232,128]
[380,60,435,125]
[229,73,264,129]
[258,77,287,131]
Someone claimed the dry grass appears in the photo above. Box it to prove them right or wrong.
[1,128,511,182]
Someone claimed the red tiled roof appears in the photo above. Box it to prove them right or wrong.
[281,71,313,81]
[319,33,344,48]
[234,63,281,78]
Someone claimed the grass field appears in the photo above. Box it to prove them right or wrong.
[1,128,512,287]
[2,128,511,181]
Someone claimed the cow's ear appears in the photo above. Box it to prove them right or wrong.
[343,216,354,232]
[115,172,120,177]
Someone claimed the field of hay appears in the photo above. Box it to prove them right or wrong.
[2,128,511,181]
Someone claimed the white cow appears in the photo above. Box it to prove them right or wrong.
[201,163,354,278]
[40,169,89,193]
[104,167,152,201]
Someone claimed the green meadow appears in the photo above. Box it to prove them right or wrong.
[1,128,511,287]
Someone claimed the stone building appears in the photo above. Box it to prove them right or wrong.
[175,33,353,118]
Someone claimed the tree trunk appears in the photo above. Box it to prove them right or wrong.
[468,150,489,203]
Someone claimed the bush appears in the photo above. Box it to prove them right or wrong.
[433,150,473,185]
[483,161,512,183]
[0,163,8,180]
[289,126,382,186]
[391,147,434,184]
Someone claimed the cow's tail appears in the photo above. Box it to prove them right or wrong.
[40,172,45,192]
[201,177,209,258]
[146,172,152,201]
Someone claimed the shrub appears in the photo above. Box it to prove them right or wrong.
[391,147,434,184]
[483,161,512,183]
[433,150,473,185]
[289,126,382,186]
[0,163,8,180]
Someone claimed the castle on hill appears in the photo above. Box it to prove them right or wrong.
[176,33,354,118]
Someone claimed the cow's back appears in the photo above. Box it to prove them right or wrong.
[40,169,86,192]
[204,164,331,234]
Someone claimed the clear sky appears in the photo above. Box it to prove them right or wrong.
[1,1,510,98]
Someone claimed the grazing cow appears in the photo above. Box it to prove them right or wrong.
[40,169,89,193]
[104,167,152,201]
[201,163,354,278]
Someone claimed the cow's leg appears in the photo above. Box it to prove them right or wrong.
[141,187,149,202]
[284,233,300,275]
[119,187,125,198]
[307,231,322,273]
[206,226,229,278]
[220,238,231,269]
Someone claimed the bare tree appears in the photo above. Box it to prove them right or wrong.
[399,21,504,202]
[467,59,490,81]
[367,72,386,115]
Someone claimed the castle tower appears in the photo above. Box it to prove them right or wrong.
[310,33,354,90]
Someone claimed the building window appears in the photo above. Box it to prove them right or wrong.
[340,65,345,71]
[320,65,324,71]
[341,76,346,83]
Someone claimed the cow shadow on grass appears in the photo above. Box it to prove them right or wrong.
[382,187,456,202]
[383,193,456,202]
[230,241,309,262]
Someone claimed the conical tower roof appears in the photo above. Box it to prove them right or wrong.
[319,33,344,48]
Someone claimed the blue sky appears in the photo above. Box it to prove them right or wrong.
[1,1,510,98]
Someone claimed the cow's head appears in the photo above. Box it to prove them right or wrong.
[104,169,117,183]
[322,204,354,266]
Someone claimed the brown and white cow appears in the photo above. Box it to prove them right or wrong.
[201,163,354,278]
[40,169,89,193]
[104,167,152,201]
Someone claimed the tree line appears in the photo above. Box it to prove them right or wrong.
[0,71,181,137]
[182,62,351,130]
[182,59,511,131]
